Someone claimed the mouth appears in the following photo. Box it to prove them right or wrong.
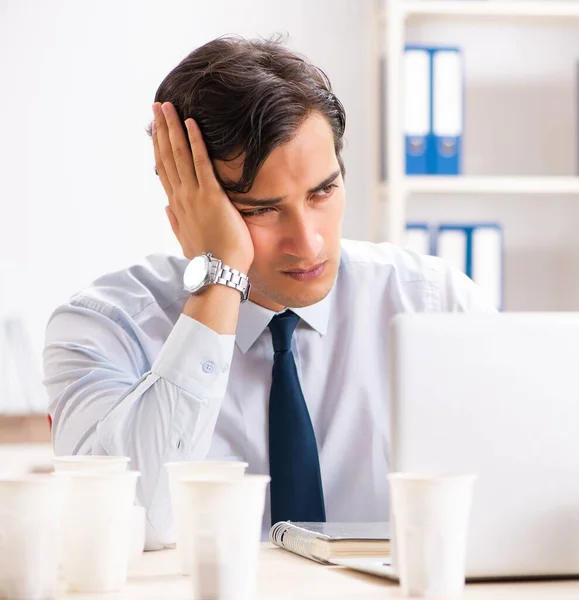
[282,261,327,281]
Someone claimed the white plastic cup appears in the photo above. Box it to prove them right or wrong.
[389,473,477,598]
[129,505,147,564]
[165,460,248,575]
[53,455,130,472]
[60,470,140,593]
[0,474,68,600]
[53,455,145,560]
[182,475,270,600]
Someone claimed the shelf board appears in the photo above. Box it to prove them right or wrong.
[381,176,579,195]
[388,1,579,22]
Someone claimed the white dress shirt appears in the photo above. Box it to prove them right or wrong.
[43,239,496,550]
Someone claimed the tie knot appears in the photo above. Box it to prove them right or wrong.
[268,311,299,353]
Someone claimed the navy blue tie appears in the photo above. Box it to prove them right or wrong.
[268,310,326,525]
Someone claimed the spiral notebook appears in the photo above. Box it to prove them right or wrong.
[269,521,390,564]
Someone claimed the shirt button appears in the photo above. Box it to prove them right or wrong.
[202,361,215,374]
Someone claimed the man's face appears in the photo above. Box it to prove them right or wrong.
[214,112,345,312]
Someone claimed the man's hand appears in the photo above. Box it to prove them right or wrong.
[152,102,254,273]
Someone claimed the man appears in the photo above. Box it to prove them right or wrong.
[43,36,496,550]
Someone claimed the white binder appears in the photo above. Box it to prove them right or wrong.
[436,226,468,274]
[404,47,431,174]
[435,224,504,311]
[471,226,503,312]
[432,48,463,175]
[404,223,432,256]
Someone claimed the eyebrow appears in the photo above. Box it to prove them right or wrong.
[230,169,341,208]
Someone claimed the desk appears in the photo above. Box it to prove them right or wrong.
[3,445,578,598]
[56,545,579,599]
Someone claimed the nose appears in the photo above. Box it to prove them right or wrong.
[280,211,324,261]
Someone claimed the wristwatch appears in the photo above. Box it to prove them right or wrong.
[183,253,251,302]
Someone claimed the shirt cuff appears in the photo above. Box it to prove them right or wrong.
[151,314,235,401]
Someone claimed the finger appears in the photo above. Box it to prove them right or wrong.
[161,102,198,187]
[153,102,181,186]
[152,122,172,198]
[186,118,216,189]
[165,205,180,238]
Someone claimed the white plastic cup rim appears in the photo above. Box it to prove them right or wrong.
[388,472,477,484]
[52,470,141,480]
[164,460,249,471]
[0,473,66,485]
[180,474,271,487]
[54,456,131,464]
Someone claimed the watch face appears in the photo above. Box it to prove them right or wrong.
[184,255,210,292]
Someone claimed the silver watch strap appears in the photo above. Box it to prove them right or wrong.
[209,257,251,302]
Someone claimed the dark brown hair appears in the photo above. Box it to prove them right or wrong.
[150,35,346,193]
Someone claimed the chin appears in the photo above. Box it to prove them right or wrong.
[276,272,335,309]
[285,290,330,309]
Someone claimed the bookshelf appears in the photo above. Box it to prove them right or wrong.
[385,1,579,21]
[381,176,579,196]
[374,0,579,244]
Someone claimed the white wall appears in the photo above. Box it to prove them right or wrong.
[0,0,375,409]
[404,20,579,311]
[4,1,579,412]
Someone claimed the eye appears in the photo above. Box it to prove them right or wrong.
[240,206,276,218]
[313,183,337,198]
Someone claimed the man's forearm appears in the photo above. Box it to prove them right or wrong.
[182,284,243,335]
[45,299,237,549]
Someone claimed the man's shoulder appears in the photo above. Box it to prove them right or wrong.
[68,253,189,319]
[339,238,446,283]
[338,239,497,314]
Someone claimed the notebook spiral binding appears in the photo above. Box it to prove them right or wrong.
[269,521,326,563]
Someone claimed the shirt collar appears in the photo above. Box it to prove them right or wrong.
[235,284,335,354]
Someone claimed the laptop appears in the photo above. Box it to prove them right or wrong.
[334,312,579,580]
